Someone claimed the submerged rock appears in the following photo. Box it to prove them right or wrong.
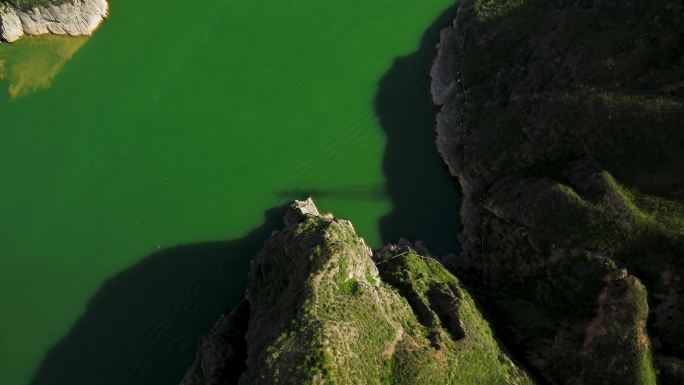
[182,198,534,385]
[0,0,108,43]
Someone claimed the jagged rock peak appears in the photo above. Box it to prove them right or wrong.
[283,197,321,226]
[181,199,534,385]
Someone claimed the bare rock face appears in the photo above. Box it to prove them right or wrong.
[0,6,22,42]
[0,0,108,43]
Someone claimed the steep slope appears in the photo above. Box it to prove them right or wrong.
[181,198,533,385]
[432,0,683,383]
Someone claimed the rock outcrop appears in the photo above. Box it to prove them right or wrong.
[432,0,683,383]
[0,0,107,43]
[578,269,655,385]
[181,198,534,385]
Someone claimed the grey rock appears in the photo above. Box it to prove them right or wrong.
[283,197,320,226]
[0,0,108,43]
[0,6,22,42]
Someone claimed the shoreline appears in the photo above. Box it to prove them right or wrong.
[0,0,107,43]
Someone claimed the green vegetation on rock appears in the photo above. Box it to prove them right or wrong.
[432,0,683,383]
[473,0,527,20]
[376,246,532,384]
[183,199,534,385]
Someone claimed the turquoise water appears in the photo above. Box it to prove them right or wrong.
[0,1,459,384]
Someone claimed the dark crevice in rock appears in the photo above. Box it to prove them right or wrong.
[427,282,466,341]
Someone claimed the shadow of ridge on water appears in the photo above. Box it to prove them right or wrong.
[375,4,462,255]
[275,183,386,202]
[27,6,464,385]
[28,205,287,385]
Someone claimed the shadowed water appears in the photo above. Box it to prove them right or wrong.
[277,5,463,254]
[276,184,386,202]
[376,6,461,254]
[1,1,461,384]
[24,7,462,384]
[28,206,284,385]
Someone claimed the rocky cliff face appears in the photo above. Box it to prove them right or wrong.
[432,0,683,383]
[181,198,534,385]
[0,0,107,43]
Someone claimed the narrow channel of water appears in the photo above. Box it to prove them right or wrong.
[0,1,460,384]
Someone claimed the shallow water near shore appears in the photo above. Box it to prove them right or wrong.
[0,1,460,384]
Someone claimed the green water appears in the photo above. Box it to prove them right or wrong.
[0,1,459,384]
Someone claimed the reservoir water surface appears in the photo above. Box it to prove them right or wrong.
[0,1,460,384]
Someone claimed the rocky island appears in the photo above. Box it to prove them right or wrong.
[0,0,107,43]
[179,0,683,384]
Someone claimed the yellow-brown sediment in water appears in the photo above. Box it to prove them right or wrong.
[0,35,87,98]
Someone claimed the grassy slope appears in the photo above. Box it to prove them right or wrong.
[377,247,532,384]
[239,211,533,385]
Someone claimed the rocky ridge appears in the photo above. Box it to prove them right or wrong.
[181,198,534,385]
[432,0,683,383]
[0,0,107,43]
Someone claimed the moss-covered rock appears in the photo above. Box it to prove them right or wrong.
[375,244,532,384]
[579,269,656,385]
[432,0,683,383]
[182,199,534,385]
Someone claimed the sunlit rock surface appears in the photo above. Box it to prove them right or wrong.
[0,0,107,43]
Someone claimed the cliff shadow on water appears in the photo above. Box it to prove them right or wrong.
[375,5,461,255]
[28,206,286,385]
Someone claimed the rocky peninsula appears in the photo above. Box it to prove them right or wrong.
[181,198,534,385]
[0,0,107,43]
